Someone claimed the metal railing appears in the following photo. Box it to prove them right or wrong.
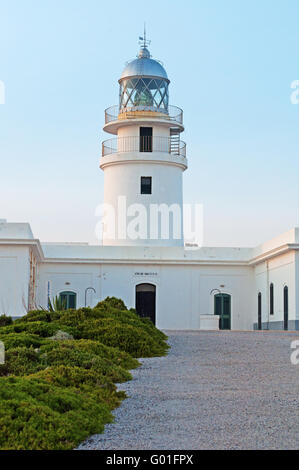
[102,136,186,158]
[104,105,183,126]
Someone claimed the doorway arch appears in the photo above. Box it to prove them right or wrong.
[214,293,231,330]
[135,284,156,324]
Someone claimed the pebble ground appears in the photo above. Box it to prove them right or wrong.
[78,331,299,450]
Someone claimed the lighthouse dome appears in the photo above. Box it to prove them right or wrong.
[120,47,168,81]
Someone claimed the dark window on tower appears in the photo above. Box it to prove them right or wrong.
[141,177,152,195]
[270,283,274,315]
[140,127,152,152]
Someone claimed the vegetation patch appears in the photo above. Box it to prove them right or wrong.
[0,298,168,450]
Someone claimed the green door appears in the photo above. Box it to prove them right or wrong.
[215,294,231,330]
[59,291,77,309]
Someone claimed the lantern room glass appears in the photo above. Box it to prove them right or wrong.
[119,77,169,114]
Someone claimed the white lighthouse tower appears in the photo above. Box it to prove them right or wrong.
[100,35,187,246]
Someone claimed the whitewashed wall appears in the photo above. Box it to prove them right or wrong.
[0,245,31,316]
[254,252,296,329]
[1,223,298,330]
[198,265,254,331]
[36,262,254,331]
[37,263,102,309]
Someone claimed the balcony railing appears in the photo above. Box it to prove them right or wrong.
[104,105,183,126]
[102,136,186,158]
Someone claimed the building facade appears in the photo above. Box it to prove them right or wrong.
[1,41,299,331]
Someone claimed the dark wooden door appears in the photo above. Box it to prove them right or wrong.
[136,284,156,324]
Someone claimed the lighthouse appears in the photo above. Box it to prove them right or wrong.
[100,36,187,246]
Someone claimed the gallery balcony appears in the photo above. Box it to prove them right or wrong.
[103,105,184,135]
[102,135,187,159]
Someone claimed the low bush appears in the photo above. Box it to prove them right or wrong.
[38,341,133,383]
[15,309,61,324]
[75,321,168,357]
[0,297,168,450]
[96,296,127,310]
[0,347,42,377]
[0,315,13,327]
[0,321,77,338]
[0,374,114,450]
[0,332,47,350]
[71,339,139,369]
[0,340,135,383]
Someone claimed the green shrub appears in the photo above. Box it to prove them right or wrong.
[55,309,168,357]
[72,339,139,370]
[0,297,168,449]
[15,310,61,323]
[72,321,168,357]
[32,366,126,408]
[0,340,134,384]
[0,333,47,350]
[96,296,127,311]
[0,321,77,339]
[38,341,132,383]
[0,347,42,377]
[0,315,13,327]
[0,375,113,450]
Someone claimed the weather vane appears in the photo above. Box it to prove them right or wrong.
[139,23,151,49]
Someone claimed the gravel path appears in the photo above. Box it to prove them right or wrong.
[78,331,299,450]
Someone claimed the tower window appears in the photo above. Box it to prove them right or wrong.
[140,127,152,152]
[141,177,152,194]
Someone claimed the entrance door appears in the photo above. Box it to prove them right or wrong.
[284,286,288,331]
[215,294,231,330]
[140,127,152,152]
[136,284,156,324]
[258,292,262,330]
[59,291,77,309]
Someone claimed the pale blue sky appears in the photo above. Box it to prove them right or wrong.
[0,0,298,246]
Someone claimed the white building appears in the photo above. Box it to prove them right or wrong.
[1,40,298,331]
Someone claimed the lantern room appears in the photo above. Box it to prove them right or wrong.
[118,45,170,115]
